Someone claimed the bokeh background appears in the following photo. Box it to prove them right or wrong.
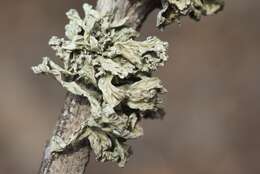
[1,0,260,174]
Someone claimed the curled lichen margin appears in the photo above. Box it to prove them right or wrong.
[157,0,225,28]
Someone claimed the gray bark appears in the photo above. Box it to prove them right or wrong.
[38,0,160,174]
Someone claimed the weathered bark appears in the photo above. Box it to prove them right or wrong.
[96,0,160,30]
[38,93,91,174]
[38,0,160,174]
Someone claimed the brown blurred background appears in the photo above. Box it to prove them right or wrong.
[0,0,260,174]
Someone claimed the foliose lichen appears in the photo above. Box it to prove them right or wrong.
[33,0,224,167]
[32,3,168,167]
[157,0,224,28]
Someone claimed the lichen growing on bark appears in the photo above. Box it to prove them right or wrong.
[157,0,224,28]
[33,0,225,168]
[32,3,168,167]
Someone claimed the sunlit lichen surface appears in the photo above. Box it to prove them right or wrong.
[33,3,168,167]
[157,0,224,28]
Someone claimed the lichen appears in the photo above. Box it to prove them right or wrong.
[157,0,224,28]
[32,3,168,167]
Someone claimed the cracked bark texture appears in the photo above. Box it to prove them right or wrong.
[38,0,160,174]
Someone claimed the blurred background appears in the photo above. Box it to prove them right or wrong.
[1,0,260,174]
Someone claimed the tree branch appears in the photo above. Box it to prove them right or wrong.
[38,94,91,174]
[38,1,160,174]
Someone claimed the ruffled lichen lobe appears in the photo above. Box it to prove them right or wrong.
[32,3,168,167]
[157,0,224,28]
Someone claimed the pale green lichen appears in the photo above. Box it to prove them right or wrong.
[32,3,168,167]
[157,0,224,28]
[33,0,224,167]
